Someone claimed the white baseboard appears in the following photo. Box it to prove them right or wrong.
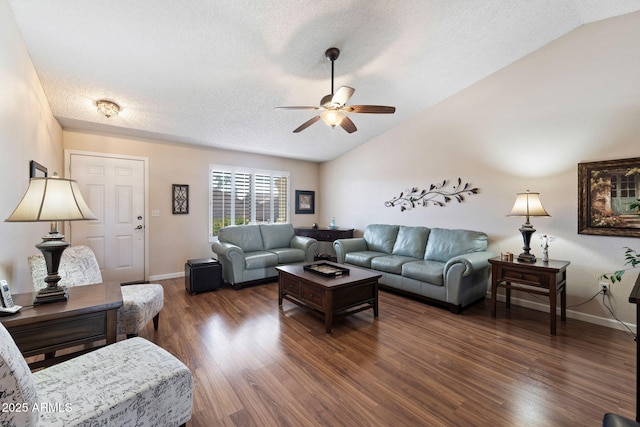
[140,277,636,333]
[490,292,637,333]
[149,272,184,281]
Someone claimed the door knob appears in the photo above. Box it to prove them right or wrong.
[135,225,143,230]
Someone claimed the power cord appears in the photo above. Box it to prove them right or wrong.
[600,291,636,337]
[568,288,636,339]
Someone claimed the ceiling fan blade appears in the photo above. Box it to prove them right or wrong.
[293,115,321,133]
[340,116,357,133]
[275,106,319,110]
[345,105,396,114]
[331,86,355,106]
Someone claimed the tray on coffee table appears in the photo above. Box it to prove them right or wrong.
[303,263,349,277]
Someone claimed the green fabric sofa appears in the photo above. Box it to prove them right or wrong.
[211,223,317,288]
[333,224,494,313]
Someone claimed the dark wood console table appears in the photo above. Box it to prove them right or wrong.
[628,274,640,422]
[489,257,570,335]
[0,282,123,368]
[294,227,354,241]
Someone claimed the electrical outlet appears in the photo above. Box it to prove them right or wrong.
[599,281,610,294]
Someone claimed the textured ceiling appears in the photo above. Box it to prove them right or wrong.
[8,0,640,162]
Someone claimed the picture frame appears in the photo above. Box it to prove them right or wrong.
[578,157,640,237]
[172,184,189,214]
[30,160,47,178]
[295,190,315,214]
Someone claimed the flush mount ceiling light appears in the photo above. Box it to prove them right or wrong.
[96,99,120,118]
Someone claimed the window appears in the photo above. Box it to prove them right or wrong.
[209,165,290,239]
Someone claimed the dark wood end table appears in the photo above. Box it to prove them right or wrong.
[489,257,570,335]
[277,262,380,334]
[0,282,123,368]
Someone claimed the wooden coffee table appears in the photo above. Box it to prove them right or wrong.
[0,282,123,368]
[276,262,381,334]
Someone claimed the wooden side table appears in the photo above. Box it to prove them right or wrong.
[294,227,354,262]
[0,282,123,368]
[489,257,570,335]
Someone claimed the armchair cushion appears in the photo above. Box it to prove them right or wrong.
[34,337,193,427]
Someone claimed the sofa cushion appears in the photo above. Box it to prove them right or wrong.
[269,247,306,264]
[371,255,417,274]
[392,226,430,259]
[219,225,264,252]
[364,224,399,253]
[244,251,279,269]
[424,228,488,262]
[260,223,294,250]
[401,260,445,286]
[345,251,387,268]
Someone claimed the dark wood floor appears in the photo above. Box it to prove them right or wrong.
[138,278,636,426]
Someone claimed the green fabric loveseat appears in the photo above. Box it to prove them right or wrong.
[333,224,494,313]
[211,223,317,289]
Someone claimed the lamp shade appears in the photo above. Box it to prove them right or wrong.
[5,177,97,222]
[508,191,550,219]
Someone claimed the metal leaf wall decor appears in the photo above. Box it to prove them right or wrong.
[384,178,478,211]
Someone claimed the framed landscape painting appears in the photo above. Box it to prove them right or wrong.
[578,157,640,237]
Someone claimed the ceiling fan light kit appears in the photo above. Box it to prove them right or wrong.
[276,47,395,134]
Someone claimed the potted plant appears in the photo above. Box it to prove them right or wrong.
[601,199,640,283]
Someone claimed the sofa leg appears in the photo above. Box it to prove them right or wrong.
[153,313,160,330]
[448,304,462,315]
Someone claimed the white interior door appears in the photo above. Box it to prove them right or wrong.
[67,152,147,283]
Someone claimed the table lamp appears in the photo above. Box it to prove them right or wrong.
[508,190,550,263]
[5,175,97,304]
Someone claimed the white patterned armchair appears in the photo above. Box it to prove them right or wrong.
[0,322,193,427]
[28,245,164,338]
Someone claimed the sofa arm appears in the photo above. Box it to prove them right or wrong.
[211,241,245,283]
[444,251,494,277]
[290,235,318,262]
[444,251,495,306]
[333,238,368,263]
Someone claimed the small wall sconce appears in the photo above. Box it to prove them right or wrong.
[96,99,120,118]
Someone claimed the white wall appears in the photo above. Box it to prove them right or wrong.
[63,131,320,279]
[0,0,63,293]
[320,12,640,327]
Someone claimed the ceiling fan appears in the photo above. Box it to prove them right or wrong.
[275,47,396,134]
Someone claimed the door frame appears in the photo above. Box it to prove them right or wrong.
[64,149,150,281]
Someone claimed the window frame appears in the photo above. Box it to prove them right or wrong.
[209,164,290,241]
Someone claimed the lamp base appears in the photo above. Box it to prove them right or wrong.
[517,253,537,263]
[34,285,68,305]
[34,228,70,305]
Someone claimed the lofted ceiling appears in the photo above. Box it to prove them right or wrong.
[8,1,640,162]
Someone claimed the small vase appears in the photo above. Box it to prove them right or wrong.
[541,244,549,262]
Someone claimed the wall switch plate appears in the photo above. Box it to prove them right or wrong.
[151,210,160,217]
